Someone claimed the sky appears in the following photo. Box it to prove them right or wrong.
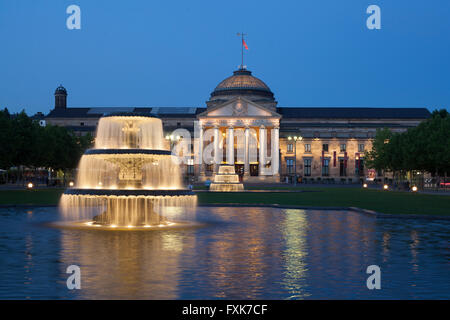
[0,0,449,115]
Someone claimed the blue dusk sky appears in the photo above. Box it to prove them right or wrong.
[0,0,449,115]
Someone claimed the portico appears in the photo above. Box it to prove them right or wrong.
[197,97,281,182]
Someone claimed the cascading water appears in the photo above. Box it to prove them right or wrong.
[60,114,197,228]
[209,165,244,192]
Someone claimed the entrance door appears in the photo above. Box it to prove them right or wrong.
[235,164,244,182]
[250,164,259,176]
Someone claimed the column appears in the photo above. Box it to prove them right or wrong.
[227,126,234,165]
[198,125,205,176]
[259,125,266,175]
[272,126,280,176]
[213,126,220,173]
[244,126,250,176]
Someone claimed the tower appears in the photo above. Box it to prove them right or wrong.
[54,85,67,109]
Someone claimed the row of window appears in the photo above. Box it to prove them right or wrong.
[286,158,365,177]
[287,143,365,153]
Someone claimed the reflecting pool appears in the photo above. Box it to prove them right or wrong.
[0,206,449,299]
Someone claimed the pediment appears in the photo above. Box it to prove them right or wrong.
[198,97,280,118]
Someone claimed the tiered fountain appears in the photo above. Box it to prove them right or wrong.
[209,165,244,192]
[60,114,197,229]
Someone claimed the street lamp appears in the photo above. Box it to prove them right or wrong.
[165,134,181,150]
[287,135,302,185]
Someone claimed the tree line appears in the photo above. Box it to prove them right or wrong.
[365,109,450,182]
[0,108,92,179]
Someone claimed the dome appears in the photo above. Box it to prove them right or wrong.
[55,85,67,95]
[210,68,274,100]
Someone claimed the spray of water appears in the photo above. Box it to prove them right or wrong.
[60,115,196,227]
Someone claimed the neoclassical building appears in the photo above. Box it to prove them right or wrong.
[46,68,430,183]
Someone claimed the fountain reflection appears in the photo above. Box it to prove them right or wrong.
[60,229,189,299]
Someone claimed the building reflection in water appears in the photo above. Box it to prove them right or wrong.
[280,209,310,299]
[188,207,286,299]
[304,210,378,298]
[59,207,312,299]
[57,208,378,299]
[53,207,448,299]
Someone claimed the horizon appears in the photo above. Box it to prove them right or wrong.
[1,0,449,115]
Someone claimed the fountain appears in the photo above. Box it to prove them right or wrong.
[209,165,244,192]
[60,114,197,228]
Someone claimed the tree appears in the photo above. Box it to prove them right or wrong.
[365,109,450,182]
[365,128,392,173]
[0,110,94,183]
[0,109,14,169]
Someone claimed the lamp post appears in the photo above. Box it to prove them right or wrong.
[288,135,302,185]
[165,134,181,150]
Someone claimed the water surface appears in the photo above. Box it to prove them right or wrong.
[0,206,448,299]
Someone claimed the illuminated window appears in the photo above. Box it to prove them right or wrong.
[304,144,311,153]
[358,144,365,152]
[287,143,293,152]
[355,159,364,176]
[304,159,311,176]
[322,158,329,176]
[187,163,194,175]
[286,159,294,174]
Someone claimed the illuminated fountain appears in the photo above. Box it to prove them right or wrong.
[210,165,244,192]
[60,114,197,228]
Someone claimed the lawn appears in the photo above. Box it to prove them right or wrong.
[197,188,450,216]
[0,188,65,206]
[0,187,449,216]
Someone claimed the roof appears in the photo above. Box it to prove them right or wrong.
[55,85,67,95]
[46,107,206,119]
[46,106,431,120]
[211,68,275,100]
[277,107,431,119]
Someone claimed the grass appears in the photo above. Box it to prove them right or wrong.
[197,188,450,216]
[0,188,65,206]
[0,187,449,216]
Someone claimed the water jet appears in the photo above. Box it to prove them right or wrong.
[60,113,197,228]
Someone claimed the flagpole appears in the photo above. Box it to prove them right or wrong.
[241,33,244,69]
[237,32,246,69]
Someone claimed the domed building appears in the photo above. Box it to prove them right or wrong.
[45,67,430,183]
[198,67,283,181]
